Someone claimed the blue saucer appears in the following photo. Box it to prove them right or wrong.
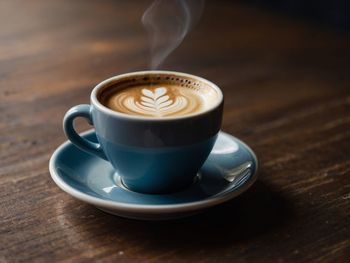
[50,130,258,220]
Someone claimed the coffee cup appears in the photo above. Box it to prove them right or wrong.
[63,71,223,194]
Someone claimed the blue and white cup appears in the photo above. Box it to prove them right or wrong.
[63,71,223,194]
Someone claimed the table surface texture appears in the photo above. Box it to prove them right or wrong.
[0,1,349,262]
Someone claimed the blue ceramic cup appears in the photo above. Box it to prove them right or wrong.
[63,71,223,194]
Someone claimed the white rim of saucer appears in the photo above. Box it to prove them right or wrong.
[49,129,258,215]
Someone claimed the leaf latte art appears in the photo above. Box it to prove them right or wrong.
[104,85,204,117]
[125,87,189,116]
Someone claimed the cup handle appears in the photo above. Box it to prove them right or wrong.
[63,104,108,161]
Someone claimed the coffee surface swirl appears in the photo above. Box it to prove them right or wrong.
[102,84,205,117]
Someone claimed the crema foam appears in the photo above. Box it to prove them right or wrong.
[99,76,219,118]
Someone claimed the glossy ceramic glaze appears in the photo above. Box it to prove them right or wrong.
[50,130,258,220]
[63,71,223,194]
[99,135,217,193]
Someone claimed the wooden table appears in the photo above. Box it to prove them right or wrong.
[1,1,349,262]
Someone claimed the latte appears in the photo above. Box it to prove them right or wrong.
[99,77,219,118]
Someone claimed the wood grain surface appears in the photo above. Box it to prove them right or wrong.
[1,1,349,262]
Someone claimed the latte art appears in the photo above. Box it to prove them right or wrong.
[103,84,205,117]
[124,87,190,117]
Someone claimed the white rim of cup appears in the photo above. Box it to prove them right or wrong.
[91,70,224,121]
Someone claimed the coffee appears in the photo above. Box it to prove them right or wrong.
[99,77,219,118]
[64,71,223,193]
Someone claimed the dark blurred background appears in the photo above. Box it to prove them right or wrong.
[242,0,350,30]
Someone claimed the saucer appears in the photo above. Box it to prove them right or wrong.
[49,130,258,220]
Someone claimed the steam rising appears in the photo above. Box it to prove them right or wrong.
[142,0,205,69]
